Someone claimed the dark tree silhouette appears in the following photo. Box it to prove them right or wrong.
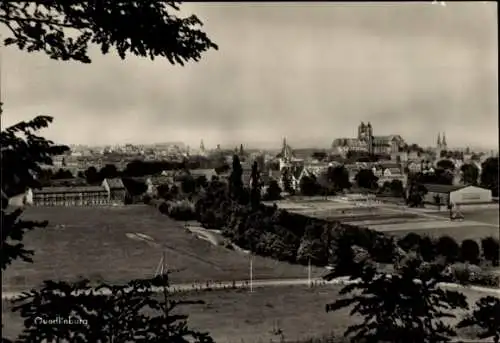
[398,232,422,253]
[181,175,196,194]
[480,157,499,197]
[195,175,209,190]
[480,236,500,266]
[230,155,244,201]
[1,1,218,64]
[264,180,282,201]
[406,182,427,208]
[460,239,480,265]
[435,236,459,264]
[299,175,320,196]
[250,160,261,208]
[84,166,100,184]
[354,169,379,190]
[389,179,404,197]
[99,164,119,180]
[326,257,468,343]
[460,163,479,185]
[1,116,69,270]
[51,168,74,179]
[327,166,351,192]
[457,296,500,343]
[10,274,214,343]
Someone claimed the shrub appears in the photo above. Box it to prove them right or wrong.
[472,272,500,287]
[435,235,460,263]
[158,201,170,215]
[448,263,476,285]
[167,200,196,221]
[418,236,437,262]
[143,194,152,204]
[398,232,422,252]
[368,234,396,263]
[461,239,481,265]
[481,236,500,266]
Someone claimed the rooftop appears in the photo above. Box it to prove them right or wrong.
[33,186,107,194]
[420,183,469,194]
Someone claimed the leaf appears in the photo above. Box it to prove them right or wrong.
[3,37,17,46]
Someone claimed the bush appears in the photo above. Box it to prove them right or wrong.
[461,239,481,265]
[143,194,152,204]
[472,272,500,287]
[435,235,460,263]
[481,236,500,266]
[158,201,170,215]
[368,234,396,263]
[448,263,475,285]
[417,236,437,262]
[167,200,196,221]
[447,263,499,287]
[398,232,422,252]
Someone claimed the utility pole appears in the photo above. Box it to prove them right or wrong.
[308,257,312,288]
[250,255,253,293]
[161,250,170,337]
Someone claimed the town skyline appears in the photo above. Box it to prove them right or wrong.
[2,2,497,150]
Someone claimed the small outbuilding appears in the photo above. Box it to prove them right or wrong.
[421,184,492,205]
[102,178,127,204]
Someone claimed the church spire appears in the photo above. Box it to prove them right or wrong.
[437,133,441,147]
[442,132,447,147]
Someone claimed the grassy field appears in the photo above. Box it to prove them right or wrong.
[385,208,499,242]
[3,206,324,292]
[432,208,499,226]
[2,284,488,343]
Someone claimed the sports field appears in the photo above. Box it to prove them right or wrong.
[271,198,499,242]
[3,206,323,292]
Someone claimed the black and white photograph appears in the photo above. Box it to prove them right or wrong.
[1,1,499,342]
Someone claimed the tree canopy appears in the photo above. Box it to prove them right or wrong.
[1,1,218,64]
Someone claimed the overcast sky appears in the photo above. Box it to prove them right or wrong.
[1,2,498,150]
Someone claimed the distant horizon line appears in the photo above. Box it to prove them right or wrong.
[65,142,498,152]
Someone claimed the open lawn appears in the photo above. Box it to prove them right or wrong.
[432,208,499,226]
[2,284,488,343]
[3,206,323,292]
[381,208,499,242]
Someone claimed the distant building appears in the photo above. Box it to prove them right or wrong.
[31,186,110,206]
[332,122,405,156]
[419,184,492,206]
[435,132,448,156]
[102,178,127,204]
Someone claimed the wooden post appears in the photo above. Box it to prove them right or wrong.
[250,256,253,293]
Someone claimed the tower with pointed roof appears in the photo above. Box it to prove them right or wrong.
[279,137,294,171]
[441,132,447,150]
[199,139,206,156]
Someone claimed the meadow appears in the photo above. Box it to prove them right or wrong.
[3,205,324,292]
[2,284,488,343]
